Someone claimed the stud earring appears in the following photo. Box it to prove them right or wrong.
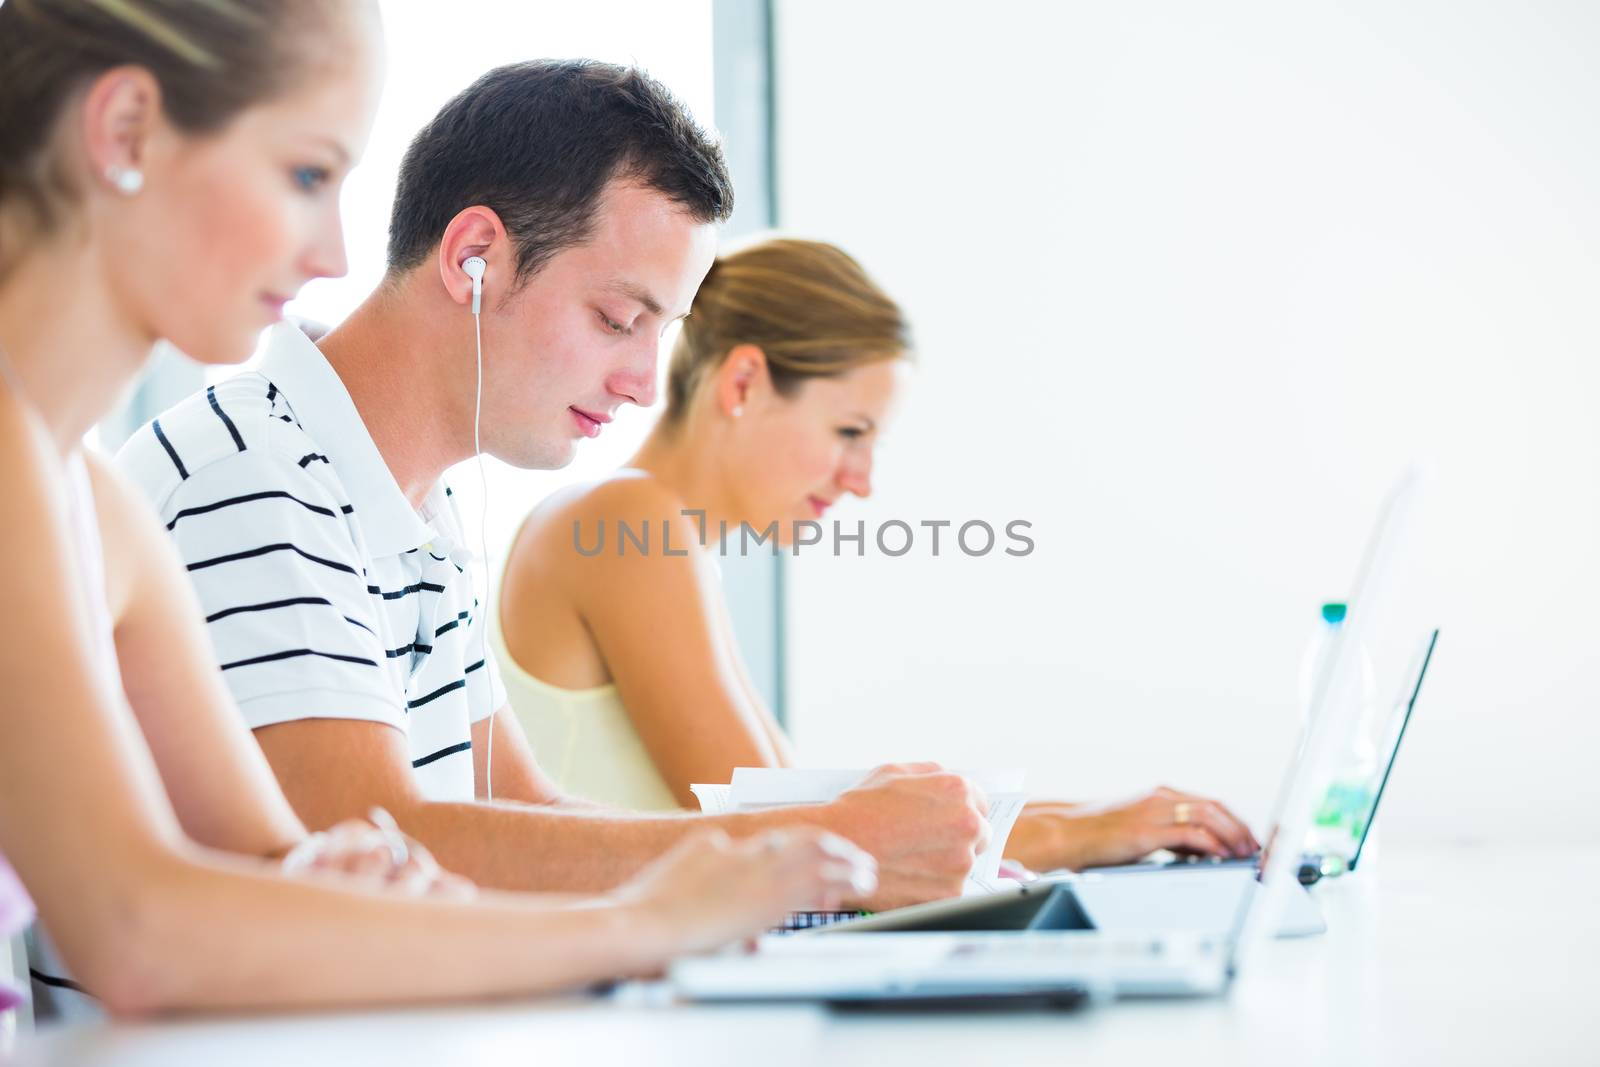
[105,165,144,195]
[731,405,744,418]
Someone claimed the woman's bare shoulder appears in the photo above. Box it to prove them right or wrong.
[501,470,707,653]
[80,447,154,521]
[0,391,103,606]
[0,388,66,515]
[505,469,711,612]
[517,470,691,547]
[79,448,175,615]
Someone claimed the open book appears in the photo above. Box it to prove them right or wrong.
[691,768,1029,897]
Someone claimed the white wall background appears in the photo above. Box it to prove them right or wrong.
[776,1,1600,845]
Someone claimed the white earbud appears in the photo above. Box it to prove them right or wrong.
[462,255,486,316]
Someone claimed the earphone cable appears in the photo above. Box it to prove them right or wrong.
[472,305,496,802]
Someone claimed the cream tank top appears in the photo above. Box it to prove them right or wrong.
[489,617,680,812]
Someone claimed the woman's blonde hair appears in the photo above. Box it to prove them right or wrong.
[664,236,911,422]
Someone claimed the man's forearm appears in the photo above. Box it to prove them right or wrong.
[392,797,836,893]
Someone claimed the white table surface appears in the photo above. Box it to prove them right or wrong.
[11,843,1597,1067]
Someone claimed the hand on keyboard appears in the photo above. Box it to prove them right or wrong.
[1009,787,1260,871]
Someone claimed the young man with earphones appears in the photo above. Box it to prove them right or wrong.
[116,59,989,909]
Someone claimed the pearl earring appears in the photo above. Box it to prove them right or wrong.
[731,405,744,418]
[106,165,144,195]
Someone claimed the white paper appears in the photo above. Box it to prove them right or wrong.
[726,767,865,807]
[966,792,1029,895]
[726,767,1024,808]
[690,768,1029,897]
[688,783,732,815]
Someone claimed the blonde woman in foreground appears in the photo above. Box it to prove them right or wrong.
[0,0,870,1020]
[498,237,1260,872]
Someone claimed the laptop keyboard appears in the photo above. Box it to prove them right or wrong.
[773,910,868,933]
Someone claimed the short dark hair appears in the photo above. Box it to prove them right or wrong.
[385,59,734,285]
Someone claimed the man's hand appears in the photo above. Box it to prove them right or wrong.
[1014,786,1259,872]
[819,762,990,910]
[280,813,475,900]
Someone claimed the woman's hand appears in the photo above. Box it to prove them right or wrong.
[1011,787,1260,872]
[280,809,475,900]
[610,827,877,959]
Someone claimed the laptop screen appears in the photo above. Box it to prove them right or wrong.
[1225,466,1424,976]
[1346,629,1438,870]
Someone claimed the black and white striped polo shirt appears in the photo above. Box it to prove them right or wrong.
[116,323,505,801]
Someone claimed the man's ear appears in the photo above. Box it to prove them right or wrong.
[437,206,509,308]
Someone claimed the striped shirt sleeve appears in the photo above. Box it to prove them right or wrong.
[464,616,507,725]
[151,450,404,731]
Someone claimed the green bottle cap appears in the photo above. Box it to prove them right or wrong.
[1321,602,1347,624]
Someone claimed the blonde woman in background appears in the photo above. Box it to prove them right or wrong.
[498,236,1260,873]
[0,0,869,1020]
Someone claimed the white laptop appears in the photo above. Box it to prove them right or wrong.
[1067,624,1437,939]
[670,467,1422,1007]
[1075,627,1440,908]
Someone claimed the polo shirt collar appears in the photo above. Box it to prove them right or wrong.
[258,322,438,558]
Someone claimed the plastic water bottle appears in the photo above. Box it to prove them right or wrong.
[1298,602,1380,872]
